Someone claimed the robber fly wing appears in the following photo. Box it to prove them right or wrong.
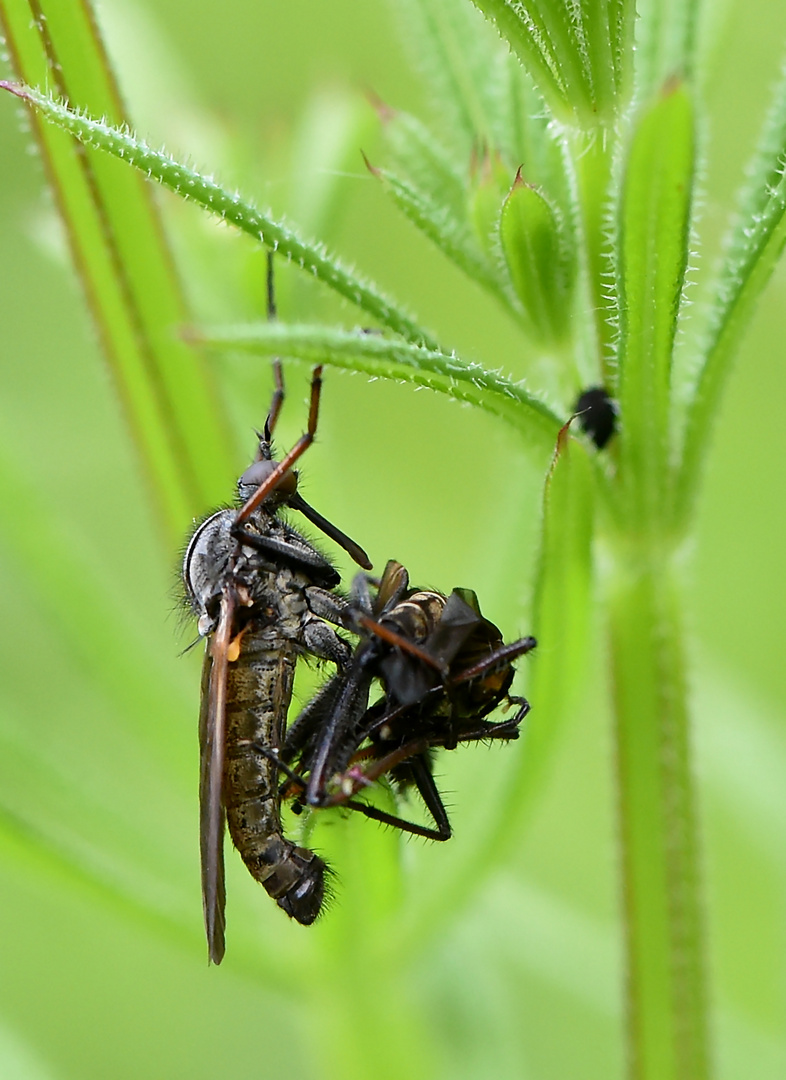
[199,591,235,965]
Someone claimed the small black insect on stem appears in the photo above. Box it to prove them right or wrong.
[573,386,617,449]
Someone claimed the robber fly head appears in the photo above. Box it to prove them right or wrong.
[235,415,300,508]
[237,456,298,508]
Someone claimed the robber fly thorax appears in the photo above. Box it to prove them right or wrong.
[183,340,371,963]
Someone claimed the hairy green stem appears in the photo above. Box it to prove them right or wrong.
[606,542,710,1080]
[563,126,618,385]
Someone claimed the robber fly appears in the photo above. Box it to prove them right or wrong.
[280,560,536,843]
[182,264,371,964]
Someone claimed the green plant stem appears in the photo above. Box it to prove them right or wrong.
[564,126,618,386]
[605,540,709,1080]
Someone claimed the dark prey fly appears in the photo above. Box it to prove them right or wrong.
[182,351,370,964]
[280,560,536,844]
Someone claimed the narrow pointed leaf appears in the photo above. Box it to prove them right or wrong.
[500,170,575,342]
[677,62,786,531]
[0,81,440,354]
[396,423,594,953]
[467,0,573,120]
[0,1,234,540]
[616,83,694,531]
[506,423,594,830]
[195,322,565,450]
[375,104,469,224]
[635,0,701,102]
[468,0,632,124]
[369,159,518,312]
[394,0,521,149]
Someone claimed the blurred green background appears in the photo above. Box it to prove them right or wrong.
[0,0,784,1077]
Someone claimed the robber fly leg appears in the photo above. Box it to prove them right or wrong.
[235,367,324,527]
[505,695,531,723]
[406,754,452,839]
[304,585,352,628]
[301,614,352,667]
[450,635,537,687]
[320,735,431,806]
[341,798,452,841]
[247,741,307,790]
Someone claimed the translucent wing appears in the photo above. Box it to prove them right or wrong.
[198,591,235,965]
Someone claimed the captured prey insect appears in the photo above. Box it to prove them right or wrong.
[280,560,536,844]
[182,352,371,964]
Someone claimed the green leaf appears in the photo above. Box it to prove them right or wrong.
[469,147,511,257]
[0,81,440,354]
[468,0,634,125]
[506,423,595,835]
[500,169,575,343]
[393,423,595,956]
[374,103,469,224]
[0,0,234,541]
[367,157,520,315]
[467,0,573,121]
[676,61,786,532]
[194,321,565,450]
[635,0,701,102]
[616,82,695,532]
[556,125,619,387]
[392,0,518,151]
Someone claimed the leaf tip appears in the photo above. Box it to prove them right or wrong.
[0,80,26,100]
[661,73,685,99]
[512,165,529,192]
[360,149,381,178]
[364,88,395,124]
[180,324,202,346]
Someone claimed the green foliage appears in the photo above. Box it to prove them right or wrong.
[500,172,575,342]
[0,0,233,541]
[193,322,563,445]
[0,0,785,1077]
[616,82,695,533]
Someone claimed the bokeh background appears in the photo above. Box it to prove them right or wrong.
[0,0,784,1077]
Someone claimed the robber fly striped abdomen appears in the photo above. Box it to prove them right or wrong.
[220,587,326,922]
